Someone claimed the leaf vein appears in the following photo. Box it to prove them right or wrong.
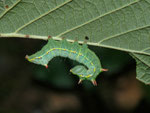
[132,53,150,67]
[15,0,72,33]
[0,0,21,19]
[98,24,150,44]
[56,0,139,37]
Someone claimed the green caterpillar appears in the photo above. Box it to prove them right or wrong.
[25,37,107,86]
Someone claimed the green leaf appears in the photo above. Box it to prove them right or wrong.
[1,0,150,84]
[131,53,150,84]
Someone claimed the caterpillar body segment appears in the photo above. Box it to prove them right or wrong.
[26,38,107,85]
[70,65,88,78]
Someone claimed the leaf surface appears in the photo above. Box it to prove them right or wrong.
[0,0,150,84]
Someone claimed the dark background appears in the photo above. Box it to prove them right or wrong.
[0,38,150,113]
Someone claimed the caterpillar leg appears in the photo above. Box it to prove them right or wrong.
[78,79,83,84]
[45,64,48,69]
[91,80,97,86]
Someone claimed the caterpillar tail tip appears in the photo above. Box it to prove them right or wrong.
[101,68,108,72]
[91,80,97,86]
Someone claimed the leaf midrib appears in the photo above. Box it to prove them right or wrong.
[1,33,150,57]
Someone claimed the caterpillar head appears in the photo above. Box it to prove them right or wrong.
[70,65,87,78]
[70,65,97,85]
